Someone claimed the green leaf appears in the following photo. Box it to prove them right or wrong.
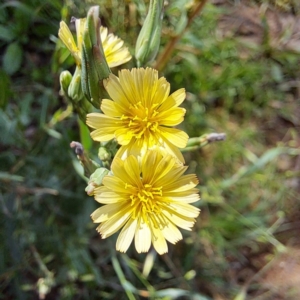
[221,147,300,189]
[0,70,11,108]
[3,42,23,75]
[0,172,24,182]
[0,24,15,42]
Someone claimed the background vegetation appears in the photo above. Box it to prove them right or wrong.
[1,0,300,299]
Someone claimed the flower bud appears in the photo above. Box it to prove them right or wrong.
[59,70,72,98]
[67,66,84,102]
[60,69,92,122]
[81,6,111,108]
[85,167,109,196]
[70,141,100,178]
[135,0,164,67]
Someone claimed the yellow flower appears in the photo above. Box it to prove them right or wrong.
[86,68,189,162]
[91,149,200,254]
[58,19,83,66]
[58,19,131,68]
[100,27,132,68]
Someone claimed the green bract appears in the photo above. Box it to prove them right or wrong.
[81,6,111,108]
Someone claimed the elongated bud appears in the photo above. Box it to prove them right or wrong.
[85,167,109,196]
[70,141,100,178]
[60,69,84,103]
[135,0,164,67]
[68,66,84,102]
[182,133,226,152]
[81,6,111,108]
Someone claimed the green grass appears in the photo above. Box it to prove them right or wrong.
[1,0,300,299]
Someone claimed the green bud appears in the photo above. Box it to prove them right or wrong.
[182,133,226,153]
[59,70,72,98]
[70,141,100,178]
[98,147,111,161]
[135,0,164,67]
[81,6,111,108]
[60,69,92,122]
[68,66,84,102]
[98,146,111,162]
[85,167,109,196]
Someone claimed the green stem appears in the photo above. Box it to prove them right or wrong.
[181,133,226,153]
[154,0,208,72]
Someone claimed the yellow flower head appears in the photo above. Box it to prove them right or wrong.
[58,19,131,68]
[86,68,189,162]
[91,149,200,254]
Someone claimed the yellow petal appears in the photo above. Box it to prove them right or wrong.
[111,156,124,172]
[170,88,186,106]
[104,74,131,107]
[162,208,197,231]
[114,145,129,160]
[145,153,176,185]
[111,156,141,188]
[58,21,81,65]
[162,221,183,244]
[163,192,200,204]
[153,164,187,187]
[158,107,186,126]
[98,209,132,238]
[153,77,170,106]
[90,129,115,142]
[115,128,134,145]
[160,127,189,148]
[134,220,152,253]
[163,174,199,192]
[160,138,186,163]
[94,190,126,204]
[124,156,143,188]
[87,113,121,141]
[91,203,126,222]
[158,88,185,111]
[116,218,137,253]
[169,202,200,219]
[101,99,125,117]
[102,176,132,194]
[100,26,108,41]
[101,26,132,68]
[86,113,120,129]
[140,68,159,107]
[118,69,140,106]
[150,221,168,255]
[141,149,161,183]
[75,18,86,54]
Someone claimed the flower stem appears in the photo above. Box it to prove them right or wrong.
[154,0,209,72]
[182,133,226,152]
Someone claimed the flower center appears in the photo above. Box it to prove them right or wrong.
[130,183,163,222]
[121,102,160,139]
